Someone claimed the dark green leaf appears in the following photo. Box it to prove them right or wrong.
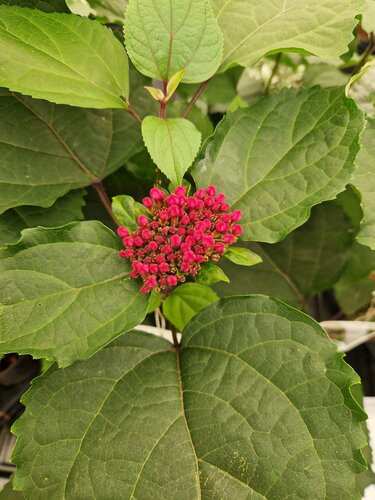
[66,0,127,23]
[112,194,149,232]
[12,296,367,498]
[0,0,68,11]
[0,189,86,246]
[0,221,148,366]
[0,7,129,108]
[196,262,229,286]
[193,87,364,243]
[163,283,218,331]
[224,246,262,266]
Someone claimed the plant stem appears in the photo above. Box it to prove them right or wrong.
[352,33,375,76]
[127,102,142,125]
[182,79,211,118]
[171,324,180,349]
[93,181,119,227]
[265,53,282,95]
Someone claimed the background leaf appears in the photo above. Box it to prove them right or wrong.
[0,189,86,246]
[353,118,375,250]
[0,221,148,366]
[224,246,262,266]
[66,0,127,23]
[124,0,223,83]
[12,296,367,498]
[212,0,363,71]
[112,194,149,231]
[193,87,364,243]
[0,77,148,213]
[163,283,219,331]
[215,202,354,309]
[0,0,68,11]
[195,262,229,286]
[0,6,129,108]
[142,117,201,185]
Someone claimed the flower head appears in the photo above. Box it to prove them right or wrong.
[118,185,242,293]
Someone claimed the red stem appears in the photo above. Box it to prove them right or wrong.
[93,181,119,227]
[182,79,211,118]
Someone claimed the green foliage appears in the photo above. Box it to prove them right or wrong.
[0,189,86,246]
[216,203,354,308]
[0,6,129,108]
[196,262,230,286]
[112,194,149,231]
[124,0,223,83]
[11,297,366,498]
[142,117,201,185]
[0,0,68,11]
[193,87,364,243]
[163,283,218,331]
[211,0,363,71]
[353,118,375,249]
[0,221,148,366]
[66,0,127,23]
[224,246,262,266]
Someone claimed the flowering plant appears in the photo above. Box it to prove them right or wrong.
[0,0,374,498]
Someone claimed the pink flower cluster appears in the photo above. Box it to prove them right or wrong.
[118,185,242,294]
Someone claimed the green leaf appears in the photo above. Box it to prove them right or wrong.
[0,189,86,247]
[0,221,148,367]
[112,194,150,232]
[193,87,364,243]
[303,63,348,89]
[353,118,375,249]
[66,0,127,23]
[216,202,354,308]
[166,70,186,101]
[345,60,375,97]
[224,246,262,266]
[163,283,218,331]
[212,0,363,71]
[0,81,147,213]
[124,0,223,83]
[362,0,375,33]
[196,262,229,286]
[0,478,24,499]
[142,117,201,185]
[0,0,68,12]
[147,290,162,313]
[0,6,129,108]
[12,296,367,498]
[349,63,375,117]
[335,241,375,315]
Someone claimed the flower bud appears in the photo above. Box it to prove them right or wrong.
[117,226,129,238]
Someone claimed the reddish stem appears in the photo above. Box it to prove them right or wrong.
[93,181,119,227]
[182,79,211,118]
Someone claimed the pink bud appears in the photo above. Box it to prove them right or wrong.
[204,219,212,229]
[195,245,204,254]
[117,226,129,238]
[205,196,214,207]
[216,193,225,203]
[187,197,197,209]
[130,270,139,278]
[181,215,190,225]
[141,285,150,294]
[212,202,220,211]
[167,253,175,262]
[168,205,180,218]
[156,254,165,264]
[167,275,178,287]
[195,200,204,210]
[166,194,179,206]
[159,278,167,287]
[193,230,204,241]
[142,197,153,208]
[178,227,186,236]
[132,261,141,270]
[159,262,170,273]
[183,251,196,263]
[196,255,205,263]
[181,242,192,252]
[171,235,181,247]
[189,212,197,222]
[232,224,243,236]
[181,262,191,272]
[221,214,231,223]
[214,242,226,254]
[151,221,159,230]
[224,234,235,244]
[185,236,195,245]
[148,241,158,252]
[162,244,173,254]
[119,250,128,258]
[150,187,164,201]
[149,264,159,274]
[202,235,214,247]
[141,229,152,240]
[195,221,206,231]
[216,221,229,233]
[231,210,242,222]
[145,275,157,288]
[138,215,149,227]
[123,249,135,258]
[221,203,230,212]
[123,236,134,247]
[174,186,186,197]
[139,264,149,275]
[134,236,144,247]
[206,185,216,196]
[159,210,169,222]
[195,189,205,199]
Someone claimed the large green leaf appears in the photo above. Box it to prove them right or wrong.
[212,0,363,72]
[0,0,68,11]
[142,117,201,185]
[0,6,129,108]
[215,203,354,309]
[0,189,86,247]
[193,87,364,243]
[0,81,147,213]
[353,118,375,250]
[12,296,367,498]
[124,0,223,83]
[0,221,148,367]
[335,241,375,315]
[66,0,127,23]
